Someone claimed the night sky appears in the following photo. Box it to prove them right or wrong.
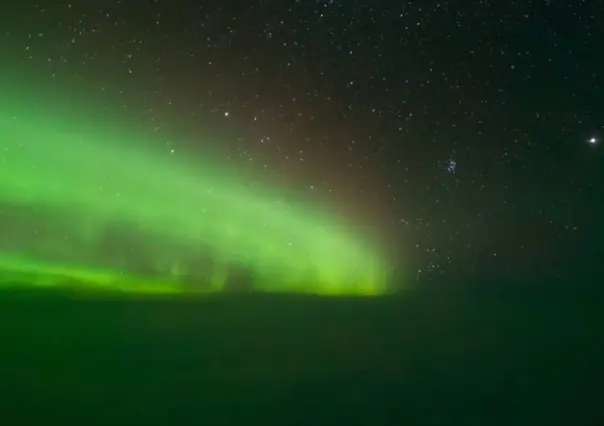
[2,0,602,286]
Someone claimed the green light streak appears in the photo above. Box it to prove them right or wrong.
[0,83,390,295]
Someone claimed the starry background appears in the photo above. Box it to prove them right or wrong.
[1,0,602,286]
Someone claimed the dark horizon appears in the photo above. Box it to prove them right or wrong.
[1,281,602,425]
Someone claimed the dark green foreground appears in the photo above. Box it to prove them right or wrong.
[0,285,602,425]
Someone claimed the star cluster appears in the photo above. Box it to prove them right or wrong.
[1,0,602,285]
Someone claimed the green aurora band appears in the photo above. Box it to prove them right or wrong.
[0,84,390,295]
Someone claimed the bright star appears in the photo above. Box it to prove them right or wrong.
[446,158,457,173]
[588,137,598,145]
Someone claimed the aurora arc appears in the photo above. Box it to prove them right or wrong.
[0,85,390,295]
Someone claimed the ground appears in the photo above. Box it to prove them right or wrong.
[0,283,601,425]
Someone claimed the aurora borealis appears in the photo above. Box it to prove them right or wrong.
[1,3,603,425]
[0,0,601,289]
[0,82,389,295]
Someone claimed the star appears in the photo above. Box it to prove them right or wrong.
[446,158,457,173]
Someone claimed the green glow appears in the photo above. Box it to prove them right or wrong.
[0,83,390,295]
